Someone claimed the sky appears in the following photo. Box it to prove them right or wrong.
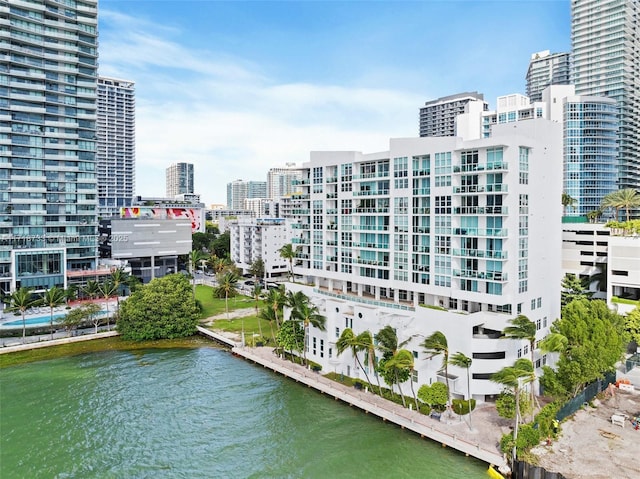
[98,0,572,206]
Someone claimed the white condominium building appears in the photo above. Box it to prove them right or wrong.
[525,50,571,103]
[267,164,303,200]
[229,218,292,279]
[287,118,562,401]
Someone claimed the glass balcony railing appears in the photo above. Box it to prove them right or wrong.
[452,270,508,281]
[453,228,507,237]
[451,249,507,259]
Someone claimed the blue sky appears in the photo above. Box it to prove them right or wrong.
[99,0,571,205]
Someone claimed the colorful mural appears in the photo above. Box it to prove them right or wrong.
[120,207,204,233]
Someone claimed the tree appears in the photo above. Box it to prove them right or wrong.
[98,280,118,331]
[213,271,239,320]
[449,351,473,430]
[276,319,304,358]
[491,358,534,463]
[208,256,230,275]
[539,299,627,398]
[336,328,380,395]
[84,303,103,334]
[422,331,451,406]
[605,188,640,222]
[188,249,207,298]
[42,286,66,340]
[561,273,592,307]
[417,382,448,411]
[61,307,87,337]
[264,285,286,329]
[561,192,577,216]
[375,325,411,401]
[110,266,130,309]
[248,259,265,280]
[83,280,100,301]
[601,190,621,220]
[288,292,326,366]
[586,208,603,224]
[502,315,537,409]
[278,243,297,280]
[212,231,230,258]
[258,305,278,346]
[625,307,640,347]
[250,283,264,338]
[8,287,36,339]
[192,232,216,253]
[383,349,419,410]
[64,284,78,304]
[117,274,200,340]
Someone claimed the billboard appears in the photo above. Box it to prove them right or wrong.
[120,207,204,233]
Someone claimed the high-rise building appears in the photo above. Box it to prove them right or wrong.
[288,116,562,400]
[166,162,194,197]
[419,92,488,137]
[525,50,571,103]
[226,179,267,209]
[267,164,303,199]
[97,77,135,218]
[571,0,640,192]
[0,0,99,294]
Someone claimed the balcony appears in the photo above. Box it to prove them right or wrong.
[451,249,507,259]
[354,189,389,197]
[453,228,507,237]
[453,270,508,281]
[292,237,309,245]
[453,162,508,173]
[353,242,389,249]
[453,206,508,215]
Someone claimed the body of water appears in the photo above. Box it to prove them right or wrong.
[0,347,488,478]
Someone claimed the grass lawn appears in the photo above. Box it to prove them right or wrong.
[195,284,256,318]
[208,314,276,345]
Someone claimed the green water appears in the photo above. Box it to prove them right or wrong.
[1,348,488,478]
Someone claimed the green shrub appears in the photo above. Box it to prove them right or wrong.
[496,391,531,419]
[499,424,541,460]
[451,398,477,415]
[534,402,561,438]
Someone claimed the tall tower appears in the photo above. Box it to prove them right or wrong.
[571,0,640,192]
[267,164,303,199]
[0,0,99,294]
[166,162,194,197]
[525,50,571,103]
[97,77,135,218]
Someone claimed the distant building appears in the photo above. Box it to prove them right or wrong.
[228,218,293,279]
[419,92,488,137]
[267,164,303,199]
[525,50,571,103]
[166,163,194,197]
[99,218,192,284]
[226,180,267,209]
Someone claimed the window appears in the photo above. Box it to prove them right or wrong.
[335,327,340,338]
[537,297,542,308]
[536,319,541,330]
[517,348,522,358]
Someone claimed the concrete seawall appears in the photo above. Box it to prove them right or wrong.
[228,343,507,470]
[0,331,120,355]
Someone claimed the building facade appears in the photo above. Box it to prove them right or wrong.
[228,217,292,279]
[166,162,194,198]
[419,92,488,137]
[288,118,563,401]
[525,50,571,103]
[96,76,135,218]
[571,0,640,192]
[267,164,303,199]
[226,179,267,209]
[0,0,99,295]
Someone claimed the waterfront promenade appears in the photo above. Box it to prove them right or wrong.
[195,327,508,471]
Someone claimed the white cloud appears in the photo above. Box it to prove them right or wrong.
[99,10,425,205]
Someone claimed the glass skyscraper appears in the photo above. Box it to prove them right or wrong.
[0,0,98,294]
[166,162,194,197]
[572,0,640,192]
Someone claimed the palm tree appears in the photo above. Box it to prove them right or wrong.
[109,266,130,309]
[601,190,622,220]
[251,283,264,338]
[561,192,577,216]
[288,292,326,366]
[422,331,451,407]
[336,328,378,394]
[278,243,297,281]
[208,255,231,276]
[8,287,36,339]
[258,306,278,346]
[615,188,640,222]
[214,271,239,320]
[491,359,534,463]
[360,330,383,395]
[83,280,100,302]
[98,281,118,330]
[375,325,412,402]
[42,286,65,340]
[502,315,537,409]
[188,250,207,299]
[382,349,416,409]
[264,285,286,329]
[586,208,603,224]
[449,352,473,430]
[64,284,78,305]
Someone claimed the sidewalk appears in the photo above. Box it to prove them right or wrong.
[234,345,509,470]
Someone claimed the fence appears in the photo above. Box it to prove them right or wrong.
[513,460,567,479]
[555,371,617,422]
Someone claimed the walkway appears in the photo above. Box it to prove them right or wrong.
[232,345,508,471]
